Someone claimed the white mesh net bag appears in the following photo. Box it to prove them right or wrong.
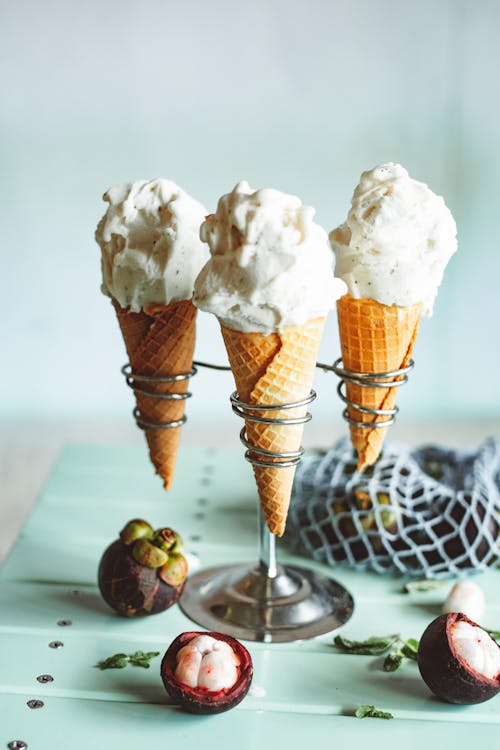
[286,437,500,578]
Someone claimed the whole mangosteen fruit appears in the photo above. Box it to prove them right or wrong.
[161,631,253,714]
[98,519,188,617]
[417,612,500,704]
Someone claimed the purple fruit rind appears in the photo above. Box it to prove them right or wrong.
[98,540,185,617]
[417,612,500,705]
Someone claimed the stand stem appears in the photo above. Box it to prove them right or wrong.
[258,508,278,578]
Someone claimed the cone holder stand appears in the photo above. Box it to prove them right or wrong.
[121,360,232,430]
[120,356,414,642]
[178,380,354,643]
[121,363,198,430]
[321,357,415,429]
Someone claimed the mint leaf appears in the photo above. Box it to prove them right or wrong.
[383,638,419,671]
[128,650,160,668]
[333,634,399,655]
[96,650,160,670]
[383,651,404,672]
[334,633,419,671]
[355,705,393,719]
[96,653,129,670]
[403,580,447,594]
[401,638,419,660]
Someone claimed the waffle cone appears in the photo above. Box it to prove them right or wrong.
[336,294,421,472]
[113,298,197,490]
[221,318,325,536]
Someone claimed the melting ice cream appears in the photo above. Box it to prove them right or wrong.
[194,180,346,333]
[329,163,457,315]
[96,178,207,313]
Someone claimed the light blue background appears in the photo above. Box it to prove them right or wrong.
[1,0,499,423]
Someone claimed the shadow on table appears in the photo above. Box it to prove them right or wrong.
[42,584,111,616]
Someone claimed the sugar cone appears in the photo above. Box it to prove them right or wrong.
[221,318,325,536]
[336,294,421,472]
[113,298,197,490]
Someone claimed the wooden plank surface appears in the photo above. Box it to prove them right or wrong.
[1,440,499,749]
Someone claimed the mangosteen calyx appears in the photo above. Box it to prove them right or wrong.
[417,612,500,705]
[120,518,154,546]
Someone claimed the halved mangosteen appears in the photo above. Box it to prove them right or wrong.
[417,612,500,704]
[161,631,253,714]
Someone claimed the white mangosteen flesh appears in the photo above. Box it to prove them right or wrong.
[443,580,486,623]
[453,620,500,680]
[175,634,240,691]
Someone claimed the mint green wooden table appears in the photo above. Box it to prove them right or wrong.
[1,444,499,749]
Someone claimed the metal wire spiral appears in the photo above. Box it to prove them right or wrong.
[319,357,415,429]
[229,391,317,468]
[122,352,413,435]
[121,358,236,431]
[121,363,198,430]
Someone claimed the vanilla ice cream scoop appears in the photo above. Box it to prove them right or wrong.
[193,181,346,333]
[95,178,207,313]
[329,163,457,315]
[174,634,240,691]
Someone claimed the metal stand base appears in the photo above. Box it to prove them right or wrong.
[179,561,354,643]
[179,388,354,642]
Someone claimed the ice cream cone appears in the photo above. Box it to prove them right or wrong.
[336,294,421,472]
[221,317,325,536]
[113,298,197,490]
